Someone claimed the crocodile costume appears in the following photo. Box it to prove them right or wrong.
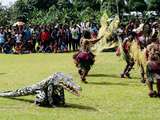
[0,72,81,107]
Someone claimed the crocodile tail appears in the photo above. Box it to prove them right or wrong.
[0,86,39,97]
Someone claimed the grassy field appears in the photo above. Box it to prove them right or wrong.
[0,52,160,120]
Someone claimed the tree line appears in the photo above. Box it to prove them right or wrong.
[0,0,159,26]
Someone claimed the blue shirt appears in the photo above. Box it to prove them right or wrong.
[23,29,32,41]
[0,33,5,44]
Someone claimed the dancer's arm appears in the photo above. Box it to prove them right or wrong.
[89,36,104,44]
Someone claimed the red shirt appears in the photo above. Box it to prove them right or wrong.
[40,31,50,42]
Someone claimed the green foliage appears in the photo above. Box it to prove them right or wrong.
[129,0,147,12]
[148,0,160,12]
[0,0,158,25]
[27,0,103,25]
[0,5,11,26]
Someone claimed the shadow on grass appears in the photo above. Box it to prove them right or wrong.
[64,103,97,111]
[88,81,129,86]
[3,97,34,103]
[87,73,140,80]
[2,97,97,111]
[0,73,7,75]
[88,74,118,78]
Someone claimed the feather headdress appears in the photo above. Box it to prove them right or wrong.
[92,13,120,52]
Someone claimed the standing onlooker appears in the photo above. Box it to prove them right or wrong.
[71,25,79,51]
[65,25,72,51]
[39,26,50,52]
[14,31,23,54]
[51,27,59,53]
[0,27,5,53]
[90,23,98,39]
[58,25,67,52]
[3,34,13,54]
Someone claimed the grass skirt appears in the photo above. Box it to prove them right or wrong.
[73,51,95,71]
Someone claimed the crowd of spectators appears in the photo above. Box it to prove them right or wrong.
[0,22,98,54]
[2,17,157,55]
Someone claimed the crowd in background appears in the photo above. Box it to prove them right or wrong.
[0,22,98,54]
[0,16,159,54]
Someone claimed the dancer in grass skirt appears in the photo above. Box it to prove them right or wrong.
[145,33,160,97]
[73,30,103,83]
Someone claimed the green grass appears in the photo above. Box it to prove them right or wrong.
[0,53,160,120]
